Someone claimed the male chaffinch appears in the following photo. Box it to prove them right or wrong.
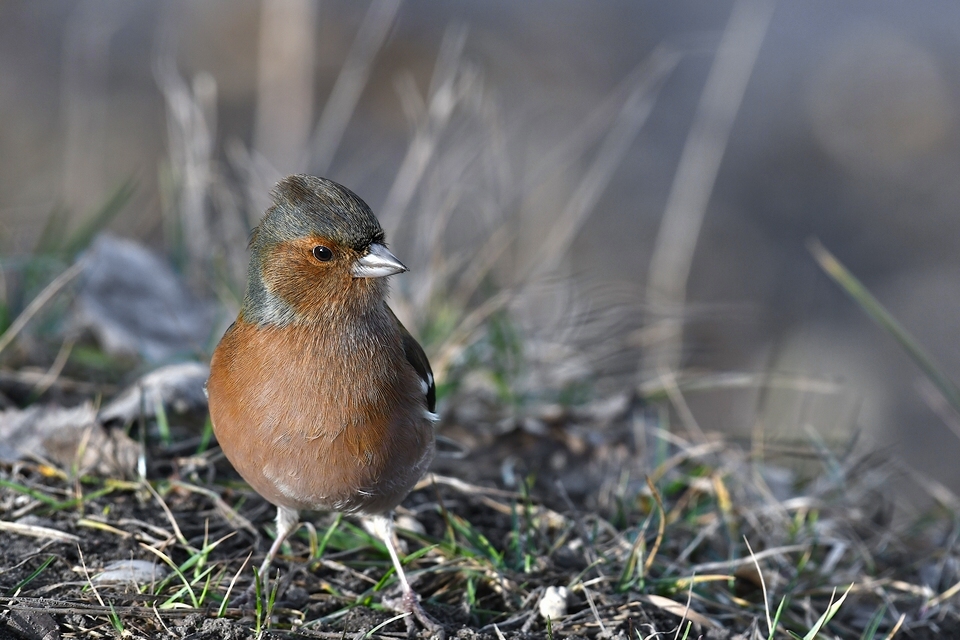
[206,175,439,633]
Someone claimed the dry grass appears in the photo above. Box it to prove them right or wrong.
[1,402,958,639]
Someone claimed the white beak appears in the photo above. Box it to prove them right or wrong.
[351,243,407,278]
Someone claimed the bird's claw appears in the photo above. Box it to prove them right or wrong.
[382,588,445,640]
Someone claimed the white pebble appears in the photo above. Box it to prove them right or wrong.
[92,559,168,584]
[539,586,569,620]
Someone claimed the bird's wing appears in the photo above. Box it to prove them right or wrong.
[390,309,436,413]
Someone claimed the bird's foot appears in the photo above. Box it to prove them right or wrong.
[382,588,445,640]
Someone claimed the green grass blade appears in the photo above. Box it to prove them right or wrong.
[107,601,124,633]
[859,605,887,640]
[445,511,504,568]
[769,595,788,640]
[8,555,56,594]
[0,479,64,507]
[141,544,199,608]
[0,477,120,511]
[196,415,214,455]
[154,395,172,447]
[801,583,853,640]
[810,239,960,414]
[253,566,264,634]
[313,513,343,560]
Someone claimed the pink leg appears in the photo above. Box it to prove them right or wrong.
[259,506,301,580]
[366,513,445,639]
[233,506,300,607]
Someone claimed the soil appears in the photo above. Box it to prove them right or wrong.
[1,396,957,639]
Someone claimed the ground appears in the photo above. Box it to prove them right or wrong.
[2,390,960,639]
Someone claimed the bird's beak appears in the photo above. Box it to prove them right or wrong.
[351,243,407,278]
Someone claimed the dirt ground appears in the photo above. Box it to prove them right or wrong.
[2,391,960,639]
[0,401,687,639]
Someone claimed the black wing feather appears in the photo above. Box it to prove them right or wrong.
[391,309,436,413]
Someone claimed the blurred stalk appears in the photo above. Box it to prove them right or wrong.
[311,0,402,174]
[525,46,680,282]
[254,0,317,176]
[379,24,470,241]
[809,239,960,416]
[61,1,127,216]
[156,58,217,291]
[642,0,774,383]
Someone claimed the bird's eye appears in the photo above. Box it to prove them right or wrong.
[312,245,333,262]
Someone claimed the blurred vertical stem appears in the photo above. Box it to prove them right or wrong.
[155,56,217,290]
[254,0,317,174]
[809,239,960,415]
[310,0,402,174]
[525,46,680,283]
[379,24,470,241]
[642,0,775,382]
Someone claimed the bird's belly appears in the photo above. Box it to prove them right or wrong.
[207,320,434,515]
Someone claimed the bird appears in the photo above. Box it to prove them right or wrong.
[206,174,441,635]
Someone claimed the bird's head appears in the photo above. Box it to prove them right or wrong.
[242,174,406,326]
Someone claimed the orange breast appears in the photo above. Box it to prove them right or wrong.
[207,315,434,515]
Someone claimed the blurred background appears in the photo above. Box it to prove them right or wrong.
[2,0,960,497]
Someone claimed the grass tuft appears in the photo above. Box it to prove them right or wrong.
[811,238,960,416]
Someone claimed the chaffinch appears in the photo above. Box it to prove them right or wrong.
[206,175,439,633]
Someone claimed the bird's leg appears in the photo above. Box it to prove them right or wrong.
[233,506,300,607]
[260,506,301,579]
[366,513,445,640]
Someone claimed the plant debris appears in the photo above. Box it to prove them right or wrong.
[1,386,959,639]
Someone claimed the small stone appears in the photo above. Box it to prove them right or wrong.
[539,585,569,620]
[395,514,426,535]
[93,559,168,584]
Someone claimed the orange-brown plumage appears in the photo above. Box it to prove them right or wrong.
[208,310,433,515]
[206,175,440,634]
